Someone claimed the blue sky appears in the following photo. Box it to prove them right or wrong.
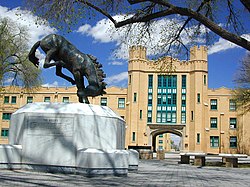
[0,0,249,89]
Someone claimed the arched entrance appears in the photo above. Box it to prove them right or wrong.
[148,124,185,152]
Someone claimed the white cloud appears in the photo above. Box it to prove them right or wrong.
[208,34,250,55]
[105,72,128,85]
[42,81,59,87]
[108,61,124,66]
[0,6,56,46]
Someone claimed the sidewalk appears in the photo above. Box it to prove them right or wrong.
[0,159,249,186]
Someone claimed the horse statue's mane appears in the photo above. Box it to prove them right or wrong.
[28,34,106,104]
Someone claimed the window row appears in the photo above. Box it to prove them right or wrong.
[100,98,126,108]
[209,136,237,148]
[4,96,16,104]
[210,117,237,129]
[210,99,236,111]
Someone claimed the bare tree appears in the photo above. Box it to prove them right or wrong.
[233,53,250,113]
[0,18,41,90]
[25,0,250,57]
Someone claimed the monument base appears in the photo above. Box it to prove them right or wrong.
[0,103,139,176]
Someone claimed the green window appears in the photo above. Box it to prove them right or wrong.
[27,96,33,103]
[62,97,69,103]
[4,96,9,104]
[181,112,186,124]
[11,96,17,104]
[134,93,137,102]
[2,113,11,120]
[148,75,153,88]
[230,136,237,148]
[229,99,236,111]
[132,132,136,142]
[44,97,51,102]
[197,133,200,144]
[100,97,107,106]
[140,110,142,119]
[182,75,186,88]
[230,118,237,129]
[197,93,200,103]
[1,129,9,138]
[204,75,207,85]
[118,98,125,108]
[210,99,217,110]
[159,134,163,138]
[210,136,219,147]
[159,140,163,144]
[210,117,218,128]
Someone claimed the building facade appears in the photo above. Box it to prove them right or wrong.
[0,46,249,155]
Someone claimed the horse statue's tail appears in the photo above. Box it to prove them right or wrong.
[88,55,107,95]
[28,41,41,67]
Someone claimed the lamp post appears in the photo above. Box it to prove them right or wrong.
[219,113,224,153]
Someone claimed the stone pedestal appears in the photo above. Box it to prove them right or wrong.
[194,156,206,166]
[157,150,165,160]
[139,150,153,159]
[0,103,138,175]
[225,158,238,168]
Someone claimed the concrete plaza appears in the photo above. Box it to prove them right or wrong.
[0,157,249,187]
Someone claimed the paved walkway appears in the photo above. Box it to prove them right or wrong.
[0,159,249,186]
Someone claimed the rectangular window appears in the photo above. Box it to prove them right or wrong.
[229,99,236,111]
[181,112,186,124]
[204,75,207,85]
[210,117,218,128]
[140,110,142,119]
[159,134,163,138]
[44,97,51,102]
[62,97,69,103]
[182,75,186,88]
[157,95,162,105]
[210,99,217,110]
[197,133,200,144]
[4,96,9,104]
[27,96,33,103]
[230,136,237,148]
[230,118,237,129]
[210,136,219,147]
[118,98,125,108]
[134,93,137,102]
[157,112,161,123]
[172,76,177,88]
[162,112,166,123]
[191,111,194,121]
[1,129,9,138]
[129,75,131,84]
[158,146,163,150]
[148,75,153,88]
[197,93,200,103]
[11,96,17,104]
[159,140,163,144]
[147,111,152,123]
[100,97,107,106]
[132,132,136,142]
[172,94,177,105]
[2,113,11,120]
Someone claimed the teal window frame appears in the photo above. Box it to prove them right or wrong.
[1,129,9,138]
[62,97,69,103]
[159,140,163,144]
[2,113,11,120]
[100,97,107,106]
[118,98,125,108]
[11,96,17,104]
[182,75,186,88]
[159,134,163,138]
[44,97,51,102]
[4,96,9,104]
[147,75,153,123]
[204,75,207,85]
[229,99,236,111]
[27,96,33,103]
[197,93,200,103]
[210,136,219,147]
[230,118,237,129]
[210,117,218,128]
[210,99,217,110]
[229,136,237,148]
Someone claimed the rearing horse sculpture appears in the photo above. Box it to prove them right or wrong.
[28,34,106,104]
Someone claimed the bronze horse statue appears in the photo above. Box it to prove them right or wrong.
[28,34,106,104]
